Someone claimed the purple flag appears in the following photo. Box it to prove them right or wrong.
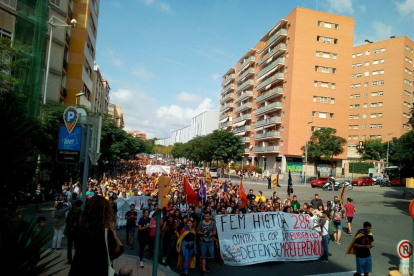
[198,179,207,204]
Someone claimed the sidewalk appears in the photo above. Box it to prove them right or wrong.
[39,250,178,276]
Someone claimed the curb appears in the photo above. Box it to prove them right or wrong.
[122,254,179,276]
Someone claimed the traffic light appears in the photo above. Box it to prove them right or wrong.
[228,163,231,170]
[158,176,171,208]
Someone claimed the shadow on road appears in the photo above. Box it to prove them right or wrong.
[381,187,412,215]
[381,252,399,268]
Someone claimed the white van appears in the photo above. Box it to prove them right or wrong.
[209,168,218,178]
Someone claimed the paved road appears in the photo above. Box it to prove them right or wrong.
[20,184,412,276]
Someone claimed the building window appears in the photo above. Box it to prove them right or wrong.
[371,103,377,107]
[378,124,382,129]
[364,93,368,97]
[51,0,61,7]
[313,96,317,102]
[364,82,368,87]
[314,81,318,87]
[364,72,369,76]
[320,97,328,103]
[355,104,360,109]
[372,92,377,97]
[363,103,367,108]
[354,114,359,119]
[331,98,335,104]
[353,135,358,140]
[349,115,353,119]
[357,63,362,67]
[373,49,379,54]
[312,111,316,117]
[355,94,360,99]
[330,113,334,119]
[323,52,330,58]
[352,54,355,58]
[362,135,366,140]
[356,73,361,78]
[370,124,376,129]
[321,82,328,88]
[363,114,367,118]
[319,112,326,118]
[333,53,337,59]
[365,61,369,66]
[357,53,362,57]
[365,50,370,55]
[406,45,414,53]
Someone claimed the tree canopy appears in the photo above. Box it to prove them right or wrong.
[356,139,386,160]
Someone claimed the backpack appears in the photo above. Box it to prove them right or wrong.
[322,218,336,236]
[66,209,82,236]
[333,208,342,222]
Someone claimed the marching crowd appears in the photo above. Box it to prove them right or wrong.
[29,156,373,276]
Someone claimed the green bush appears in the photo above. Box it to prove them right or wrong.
[255,167,263,174]
[349,162,374,174]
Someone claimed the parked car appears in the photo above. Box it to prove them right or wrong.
[311,177,330,188]
[351,176,374,186]
[209,168,218,178]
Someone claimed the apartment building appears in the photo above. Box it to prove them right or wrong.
[219,7,354,176]
[91,63,110,114]
[155,110,219,146]
[348,36,414,158]
[108,103,124,128]
[65,0,99,107]
[127,130,147,141]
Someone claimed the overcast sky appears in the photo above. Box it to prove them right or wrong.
[95,0,414,139]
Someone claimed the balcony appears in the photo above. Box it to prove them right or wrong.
[84,43,94,69]
[241,137,251,143]
[221,83,235,95]
[236,68,255,83]
[86,19,97,49]
[256,87,283,104]
[256,58,285,78]
[256,73,284,91]
[254,131,280,140]
[234,113,252,123]
[244,149,250,154]
[220,103,234,112]
[258,44,286,66]
[63,59,68,72]
[1,0,17,10]
[236,79,254,93]
[60,85,67,98]
[82,67,94,92]
[234,91,253,103]
[233,125,251,133]
[219,121,232,129]
[219,113,231,120]
[237,56,256,72]
[222,74,235,86]
[258,29,287,54]
[254,116,282,128]
[220,93,234,104]
[254,102,283,116]
[68,5,73,19]
[234,102,253,114]
[65,32,70,46]
[253,146,280,153]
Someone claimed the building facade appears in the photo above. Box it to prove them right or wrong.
[91,63,110,114]
[347,36,414,158]
[127,130,147,141]
[219,7,354,176]
[108,103,124,128]
[155,110,219,146]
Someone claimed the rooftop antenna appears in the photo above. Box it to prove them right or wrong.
[316,0,318,10]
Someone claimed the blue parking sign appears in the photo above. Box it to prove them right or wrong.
[57,125,83,163]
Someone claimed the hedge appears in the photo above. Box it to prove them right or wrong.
[349,162,374,174]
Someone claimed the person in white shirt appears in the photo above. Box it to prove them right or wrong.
[313,211,331,263]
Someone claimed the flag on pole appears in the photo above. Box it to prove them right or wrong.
[198,179,207,204]
[287,170,293,196]
[340,182,346,205]
[184,177,199,205]
[272,173,279,189]
[205,167,213,187]
[239,180,247,208]
[152,176,159,190]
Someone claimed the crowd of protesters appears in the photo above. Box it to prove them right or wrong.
[28,155,372,276]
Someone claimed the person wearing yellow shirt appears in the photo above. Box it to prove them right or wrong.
[255,191,266,202]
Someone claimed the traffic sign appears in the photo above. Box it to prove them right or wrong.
[56,125,82,164]
[397,240,413,259]
[63,106,78,134]
[409,200,414,219]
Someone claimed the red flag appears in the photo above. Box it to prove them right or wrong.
[239,180,248,208]
[184,177,199,205]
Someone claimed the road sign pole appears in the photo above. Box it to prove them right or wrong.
[412,219,414,275]
[152,209,162,276]
[81,125,91,209]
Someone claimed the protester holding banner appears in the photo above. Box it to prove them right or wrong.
[313,210,331,263]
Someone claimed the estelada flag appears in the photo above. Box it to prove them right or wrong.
[184,177,199,205]
[272,173,279,189]
[239,180,247,208]
[205,167,213,186]
[224,182,230,201]
[152,176,159,190]
[340,182,346,205]
[345,229,373,255]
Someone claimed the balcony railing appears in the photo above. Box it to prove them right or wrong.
[237,56,256,72]
[256,58,285,78]
[254,116,282,128]
[220,93,234,104]
[256,73,284,91]
[244,149,250,154]
[234,91,253,103]
[220,103,234,112]
[258,29,287,54]
[219,121,232,128]
[241,137,250,143]
[66,32,70,45]
[256,87,283,104]
[1,0,17,10]
[60,85,67,98]
[219,113,231,120]
[254,131,280,140]
[236,79,254,93]
[233,125,251,133]
[234,113,252,123]
[63,59,68,72]
[254,102,283,116]
[258,44,286,66]
[222,74,235,86]
[253,146,280,153]
[221,83,235,95]
[68,5,73,19]
[234,102,253,113]
[236,68,255,83]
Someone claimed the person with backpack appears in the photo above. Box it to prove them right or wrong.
[312,211,331,263]
[197,212,216,275]
[66,200,83,264]
[332,202,346,245]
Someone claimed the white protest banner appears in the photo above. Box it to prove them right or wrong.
[126,196,153,209]
[146,165,171,176]
[216,212,322,266]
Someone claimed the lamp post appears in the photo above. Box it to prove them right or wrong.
[262,156,265,181]
[43,16,77,104]
[386,132,393,167]
[304,121,313,185]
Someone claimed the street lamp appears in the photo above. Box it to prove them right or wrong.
[304,120,313,185]
[43,16,77,104]
[262,156,265,181]
[75,92,84,106]
[386,132,393,167]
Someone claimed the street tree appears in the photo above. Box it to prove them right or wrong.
[208,130,244,165]
[356,139,386,160]
[389,131,414,176]
[171,143,186,159]
[301,127,347,173]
